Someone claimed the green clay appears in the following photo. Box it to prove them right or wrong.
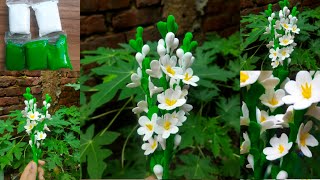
[5,41,25,70]
[48,35,72,70]
[25,40,48,70]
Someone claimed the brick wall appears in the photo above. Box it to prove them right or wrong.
[0,71,80,119]
[80,0,240,51]
[241,0,320,15]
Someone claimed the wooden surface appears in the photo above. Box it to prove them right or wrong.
[0,0,80,71]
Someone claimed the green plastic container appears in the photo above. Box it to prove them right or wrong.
[5,41,25,70]
[48,34,72,70]
[25,39,48,70]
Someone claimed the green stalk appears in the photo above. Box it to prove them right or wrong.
[163,135,174,179]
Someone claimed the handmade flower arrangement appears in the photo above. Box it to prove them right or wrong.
[126,15,199,179]
[264,0,299,69]
[22,87,52,165]
[240,71,320,179]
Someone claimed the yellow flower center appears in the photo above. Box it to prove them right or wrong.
[278,144,285,154]
[269,97,278,106]
[30,114,35,119]
[29,125,33,129]
[283,23,288,29]
[281,51,287,56]
[282,39,289,45]
[151,140,157,149]
[146,124,153,131]
[165,98,177,106]
[300,133,309,147]
[261,115,266,123]
[273,52,277,56]
[293,27,297,31]
[164,120,171,130]
[39,134,43,139]
[240,72,249,83]
[184,73,192,81]
[301,83,312,99]
[166,66,175,75]
[240,145,243,151]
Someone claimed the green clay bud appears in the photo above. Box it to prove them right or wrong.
[167,15,175,32]
[291,7,298,16]
[189,41,198,52]
[173,23,178,34]
[136,37,143,52]
[136,26,143,39]
[129,39,138,51]
[25,40,48,70]
[5,41,25,70]
[157,21,167,39]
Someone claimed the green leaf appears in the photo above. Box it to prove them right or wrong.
[81,125,120,178]
[0,120,14,134]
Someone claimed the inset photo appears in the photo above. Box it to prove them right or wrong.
[1,0,80,71]
[240,0,320,70]
[240,70,320,179]
[0,71,80,179]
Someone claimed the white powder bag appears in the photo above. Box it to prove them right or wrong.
[8,3,31,34]
[32,1,62,37]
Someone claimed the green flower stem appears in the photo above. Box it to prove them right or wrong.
[163,135,174,179]
[31,133,38,165]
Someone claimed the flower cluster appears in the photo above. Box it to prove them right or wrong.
[128,31,199,156]
[265,5,299,68]
[22,87,52,163]
[127,15,198,179]
[240,71,320,178]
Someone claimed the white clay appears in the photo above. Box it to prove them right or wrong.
[32,1,62,37]
[8,3,30,34]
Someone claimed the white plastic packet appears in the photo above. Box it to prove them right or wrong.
[7,0,31,34]
[32,0,62,37]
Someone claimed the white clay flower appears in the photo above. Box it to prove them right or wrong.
[24,120,37,134]
[149,80,164,98]
[126,67,142,88]
[240,101,249,126]
[246,154,254,171]
[153,164,163,180]
[263,133,292,160]
[296,121,319,157]
[174,134,181,149]
[172,110,187,126]
[146,60,163,79]
[240,71,260,88]
[135,44,150,67]
[137,114,158,141]
[282,71,320,110]
[276,170,288,180]
[157,88,186,110]
[160,55,182,79]
[132,100,148,114]
[269,48,279,61]
[178,68,199,86]
[141,137,158,155]
[155,113,179,139]
[36,131,47,141]
[27,111,40,121]
[240,132,250,154]
[260,89,285,111]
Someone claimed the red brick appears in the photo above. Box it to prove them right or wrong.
[60,77,78,85]
[61,71,80,78]
[0,97,20,106]
[0,77,16,88]
[125,25,160,43]
[112,8,161,30]
[0,71,21,76]
[0,115,9,120]
[203,14,232,32]
[2,104,25,115]
[256,0,278,6]
[16,77,41,86]
[0,87,25,97]
[80,0,98,12]
[136,0,161,8]
[81,15,107,35]
[217,25,239,37]
[23,71,42,77]
[240,0,254,9]
[81,33,126,50]
[30,86,42,95]
[99,0,130,11]
[206,0,224,14]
